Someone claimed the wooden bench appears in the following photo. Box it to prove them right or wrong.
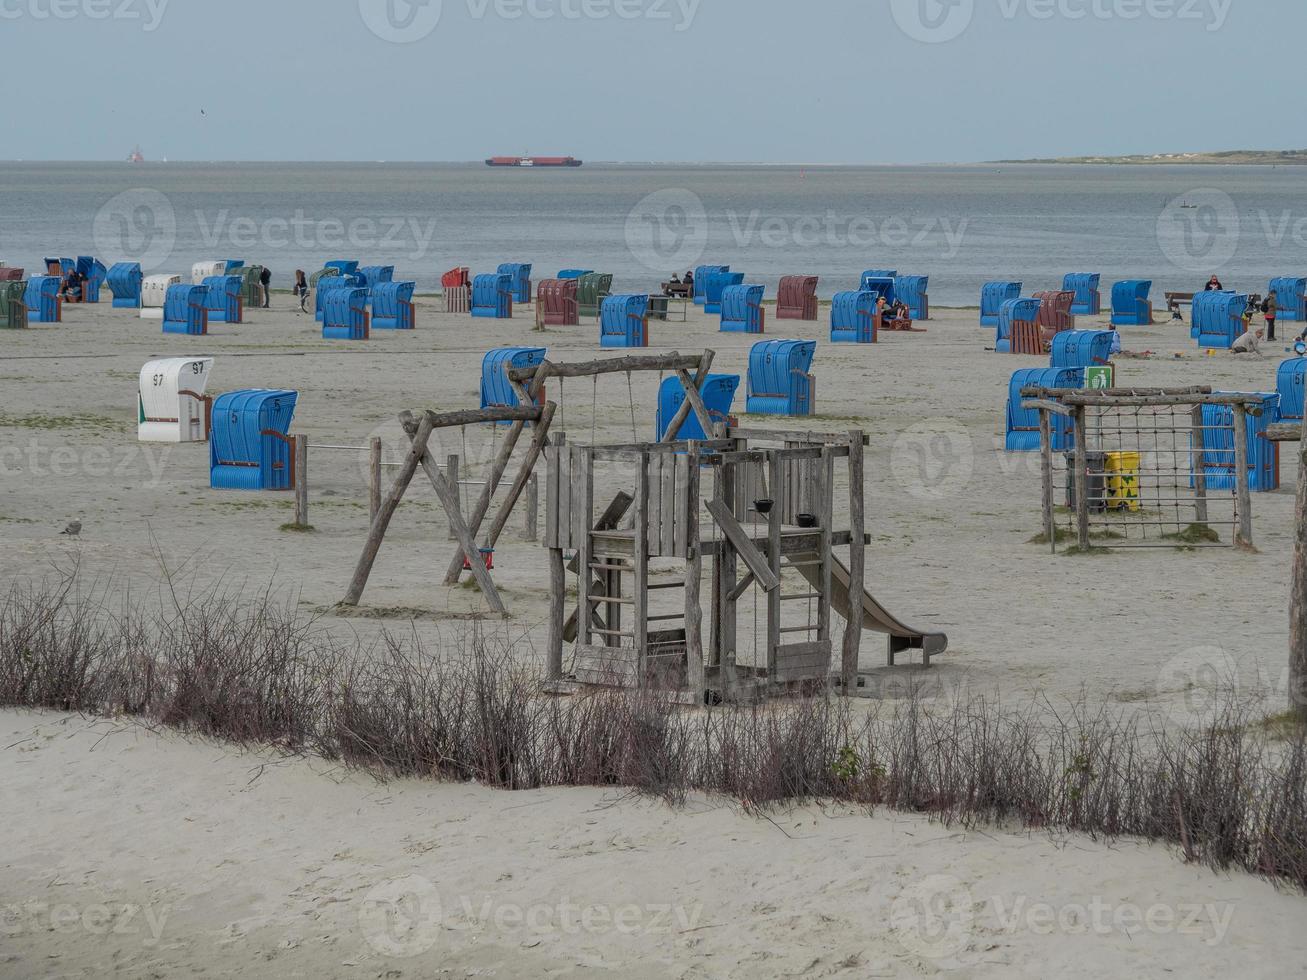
[661,281,692,299]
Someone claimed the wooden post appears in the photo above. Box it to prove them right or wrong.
[1191,406,1209,526]
[369,437,383,522]
[633,451,650,687]
[342,414,435,606]
[446,455,459,541]
[767,450,783,679]
[577,447,594,651]
[685,441,705,699]
[525,474,538,542]
[1073,408,1090,552]
[1233,405,1254,550]
[547,547,565,681]
[818,448,834,648]
[1039,410,1055,553]
[294,435,309,527]
[1290,410,1307,721]
[841,432,865,693]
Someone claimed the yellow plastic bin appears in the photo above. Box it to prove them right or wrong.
[1105,451,1141,512]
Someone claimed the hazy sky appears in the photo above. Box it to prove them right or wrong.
[1,0,1296,163]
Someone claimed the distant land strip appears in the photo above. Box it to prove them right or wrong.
[995,150,1307,166]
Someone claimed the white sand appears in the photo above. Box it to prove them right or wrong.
[1,295,1303,975]
[3,710,1304,979]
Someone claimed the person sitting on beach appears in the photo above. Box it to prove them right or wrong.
[892,299,910,321]
[875,295,890,322]
[1231,326,1264,355]
[683,271,694,291]
[60,269,83,302]
[1204,275,1224,292]
[663,274,681,297]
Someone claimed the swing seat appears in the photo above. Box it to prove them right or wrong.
[462,548,495,571]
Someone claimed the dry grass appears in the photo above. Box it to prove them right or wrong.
[1,576,1303,891]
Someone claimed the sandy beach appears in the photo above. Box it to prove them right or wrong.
[1,294,1303,976]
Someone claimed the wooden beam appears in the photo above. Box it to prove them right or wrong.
[1267,423,1304,443]
[403,405,543,430]
[440,361,551,585]
[1233,405,1254,551]
[368,437,382,522]
[341,413,435,606]
[1073,408,1090,551]
[676,368,719,439]
[660,350,715,444]
[685,441,705,697]
[1191,407,1209,525]
[1022,399,1074,418]
[704,498,780,592]
[727,426,868,447]
[547,548,565,681]
[1039,411,1055,552]
[841,432,865,692]
[480,401,557,555]
[404,419,507,614]
[727,570,757,603]
[507,351,708,383]
[1289,408,1307,722]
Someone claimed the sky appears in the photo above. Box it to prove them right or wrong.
[0,0,1298,164]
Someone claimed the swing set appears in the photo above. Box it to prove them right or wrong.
[340,347,947,701]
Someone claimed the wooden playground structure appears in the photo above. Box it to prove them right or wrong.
[341,348,947,702]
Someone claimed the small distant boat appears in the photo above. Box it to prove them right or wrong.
[128,145,145,164]
[1179,200,1198,209]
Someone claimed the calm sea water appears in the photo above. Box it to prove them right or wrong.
[1,162,1303,305]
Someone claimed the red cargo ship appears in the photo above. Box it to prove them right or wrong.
[485,156,583,168]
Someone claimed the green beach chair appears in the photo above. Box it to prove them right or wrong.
[1,281,28,329]
[577,273,613,319]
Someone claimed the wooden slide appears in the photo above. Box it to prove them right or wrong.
[793,552,948,665]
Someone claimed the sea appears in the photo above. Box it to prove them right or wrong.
[1,162,1304,306]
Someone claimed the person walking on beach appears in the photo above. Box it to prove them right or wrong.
[293,270,308,313]
[259,266,272,308]
[1263,290,1278,342]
